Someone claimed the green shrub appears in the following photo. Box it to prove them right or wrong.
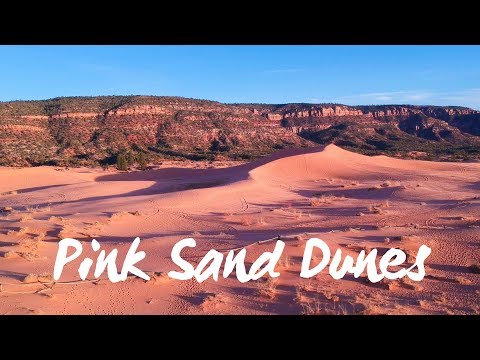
[116,153,128,171]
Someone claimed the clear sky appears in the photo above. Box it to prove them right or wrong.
[1,45,480,109]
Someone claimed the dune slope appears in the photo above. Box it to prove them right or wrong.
[0,145,478,314]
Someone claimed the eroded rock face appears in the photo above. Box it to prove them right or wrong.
[254,105,478,120]
[0,96,479,166]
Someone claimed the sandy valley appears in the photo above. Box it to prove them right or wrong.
[0,145,479,314]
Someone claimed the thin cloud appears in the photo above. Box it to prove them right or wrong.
[339,90,433,103]
[336,89,480,109]
[263,68,304,74]
[438,88,480,105]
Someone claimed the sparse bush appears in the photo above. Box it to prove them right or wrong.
[469,264,480,274]
[310,194,345,206]
[3,251,19,258]
[277,254,291,269]
[58,225,75,239]
[18,226,30,235]
[20,214,33,222]
[256,216,267,226]
[110,211,130,220]
[455,276,471,285]
[433,292,447,304]
[201,293,227,310]
[239,216,253,226]
[145,271,171,285]
[378,200,390,208]
[125,151,136,167]
[256,278,278,299]
[137,152,148,170]
[295,286,309,303]
[23,274,39,283]
[301,300,349,315]
[294,234,305,241]
[367,205,383,214]
[116,153,128,171]
[34,232,46,241]
[37,273,53,283]
[24,204,51,213]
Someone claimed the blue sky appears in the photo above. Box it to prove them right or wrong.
[1,45,480,109]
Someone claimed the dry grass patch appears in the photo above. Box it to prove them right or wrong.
[378,200,390,208]
[392,278,423,291]
[58,225,76,239]
[277,254,292,270]
[455,276,472,285]
[201,293,228,310]
[256,216,267,226]
[294,234,308,248]
[2,251,19,259]
[238,216,254,226]
[145,271,171,285]
[256,277,278,299]
[300,280,316,292]
[320,289,340,302]
[25,204,51,213]
[48,216,65,223]
[301,300,355,315]
[301,299,331,315]
[110,211,130,221]
[18,226,30,235]
[291,209,303,220]
[310,194,346,207]
[367,201,390,214]
[22,272,54,284]
[1,206,14,215]
[34,232,46,242]
[341,181,359,188]
[433,292,447,304]
[19,214,33,222]
[294,234,306,241]
[295,286,309,304]
[390,234,417,242]
[367,205,384,214]
[22,274,40,283]
[418,300,429,308]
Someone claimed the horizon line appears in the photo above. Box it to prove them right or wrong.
[0,94,477,111]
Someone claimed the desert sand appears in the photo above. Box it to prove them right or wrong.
[0,144,479,314]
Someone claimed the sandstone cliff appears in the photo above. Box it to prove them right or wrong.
[0,96,479,166]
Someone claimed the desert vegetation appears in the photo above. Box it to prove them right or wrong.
[1,96,480,167]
